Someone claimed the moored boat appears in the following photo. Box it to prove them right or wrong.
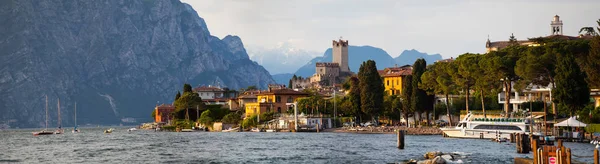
[104,128,114,133]
[222,127,239,132]
[33,95,55,136]
[440,112,530,139]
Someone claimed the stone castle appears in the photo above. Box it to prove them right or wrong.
[290,39,353,89]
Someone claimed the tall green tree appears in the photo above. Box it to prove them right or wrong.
[482,46,522,117]
[553,53,590,116]
[173,90,205,120]
[401,75,413,127]
[358,60,384,123]
[348,76,362,123]
[411,59,427,125]
[476,54,502,118]
[508,33,518,46]
[183,83,193,93]
[420,61,457,125]
[454,53,480,114]
[175,91,181,101]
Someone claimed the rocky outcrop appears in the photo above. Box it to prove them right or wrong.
[0,0,274,128]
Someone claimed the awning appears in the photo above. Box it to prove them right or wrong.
[554,116,587,127]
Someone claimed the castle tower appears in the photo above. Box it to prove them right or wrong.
[332,39,349,73]
[551,15,563,35]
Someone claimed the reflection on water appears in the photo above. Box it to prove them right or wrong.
[0,127,596,163]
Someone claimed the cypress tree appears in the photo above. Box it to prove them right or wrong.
[348,76,362,124]
[183,83,193,93]
[358,60,384,123]
[411,59,427,125]
[553,53,590,116]
[175,91,181,101]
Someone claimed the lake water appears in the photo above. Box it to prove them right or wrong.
[0,127,597,163]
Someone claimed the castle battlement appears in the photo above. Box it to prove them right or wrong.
[332,39,349,47]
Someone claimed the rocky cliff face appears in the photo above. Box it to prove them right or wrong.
[0,0,274,128]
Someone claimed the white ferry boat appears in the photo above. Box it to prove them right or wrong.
[441,113,530,139]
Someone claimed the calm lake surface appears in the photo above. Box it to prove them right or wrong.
[0,127,597,163]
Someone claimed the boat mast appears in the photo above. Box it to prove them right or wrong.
[74,102,77,127]
[57,98,61,129]
[45,95,48,130]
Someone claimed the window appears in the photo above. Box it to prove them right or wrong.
[387,80,389,86]
[276,96,281,103]
[473,125,523,131]
[287,97,293,103]
[277,107,281,113]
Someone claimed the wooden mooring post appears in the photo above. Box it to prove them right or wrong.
[510,133,515,143]
[397,130,405,149]
[594,148,598,164]
[531,138,538,164]
[516,133,531,153]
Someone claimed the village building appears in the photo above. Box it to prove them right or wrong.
[193,85,225,100]
[154,104,175,123]
[244,85,309,117]
[378,65,412,96]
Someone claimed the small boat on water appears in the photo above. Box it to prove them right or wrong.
[265,129,276,132]
[250,128,261,132]
[104,128,114,133]
[72,102,80,133]
[440,112,530,139]
[34,95,54,136]
[33,130,55,136]
[128,128,137,132]
[222,127,239,132]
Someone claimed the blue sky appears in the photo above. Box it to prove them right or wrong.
[182,0,600,58]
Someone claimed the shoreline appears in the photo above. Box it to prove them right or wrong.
[325,127,443,135]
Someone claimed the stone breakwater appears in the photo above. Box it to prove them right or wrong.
[330,126,443,135]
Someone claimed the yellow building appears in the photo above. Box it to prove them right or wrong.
[245,88,309,117]
[379,65,412,96]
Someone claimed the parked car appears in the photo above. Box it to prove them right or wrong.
[435,120,448,126]
[362,122,375,127]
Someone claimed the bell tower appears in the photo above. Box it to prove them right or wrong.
[551,15,563,35]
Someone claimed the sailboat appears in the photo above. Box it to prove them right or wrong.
[54,98,63,134]
[33,95,54,136]
[72,102,80,133]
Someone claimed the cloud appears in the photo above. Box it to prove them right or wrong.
[182,0,600,58]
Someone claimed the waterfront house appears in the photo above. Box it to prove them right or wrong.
[268,113,333,130]
[154,104,175,123]
[193,85,225,100]
[244,87,309,117]
[378,65,412,96]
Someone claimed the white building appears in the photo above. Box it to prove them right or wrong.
[193,85,224,100]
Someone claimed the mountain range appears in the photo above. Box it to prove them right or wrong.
[291,46,442,78]
[0,0,274,128]
[247,42,320,75]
